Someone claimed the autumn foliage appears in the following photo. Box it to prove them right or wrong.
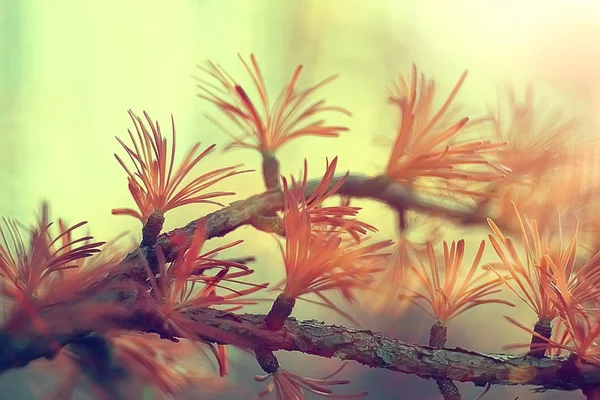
[3,53,600,400]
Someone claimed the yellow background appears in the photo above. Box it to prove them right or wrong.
[1,1,599,399]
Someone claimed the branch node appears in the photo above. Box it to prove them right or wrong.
[141,211,165,248]
[265,293,296,330]
[429,321,448,348]
[262,152,281,190]
[529,318,552,358]
[429,322,461,400]
[255,348,279,374]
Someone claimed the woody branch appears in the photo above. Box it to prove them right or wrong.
[0,174,592,394]
[149,173,483,263]
[0,292,597,393]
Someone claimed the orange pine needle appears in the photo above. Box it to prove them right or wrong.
[490,85,578,181]
[287,157,377,241]
[255,363,367,399]
[196,54,350,154]
[145,221,266,347]
[275,167,392,318]
[384,64,507,200]
[399,239,514,323]
[0,203,104,303]
[488,202,600,323]
[113,110,251,222]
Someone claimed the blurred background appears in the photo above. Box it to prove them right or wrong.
[1,0,600,398]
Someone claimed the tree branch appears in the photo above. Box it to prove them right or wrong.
[186,309,598,392]
[112,173,482,285]
[153,174,479,261]
[0,173,540,396]
[0,296,598,393]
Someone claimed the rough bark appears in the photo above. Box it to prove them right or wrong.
[0,174,592,396]
[429,322,461,399]
[0,302,598,393]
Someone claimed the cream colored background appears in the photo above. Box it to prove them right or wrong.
[1,0,600,399]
